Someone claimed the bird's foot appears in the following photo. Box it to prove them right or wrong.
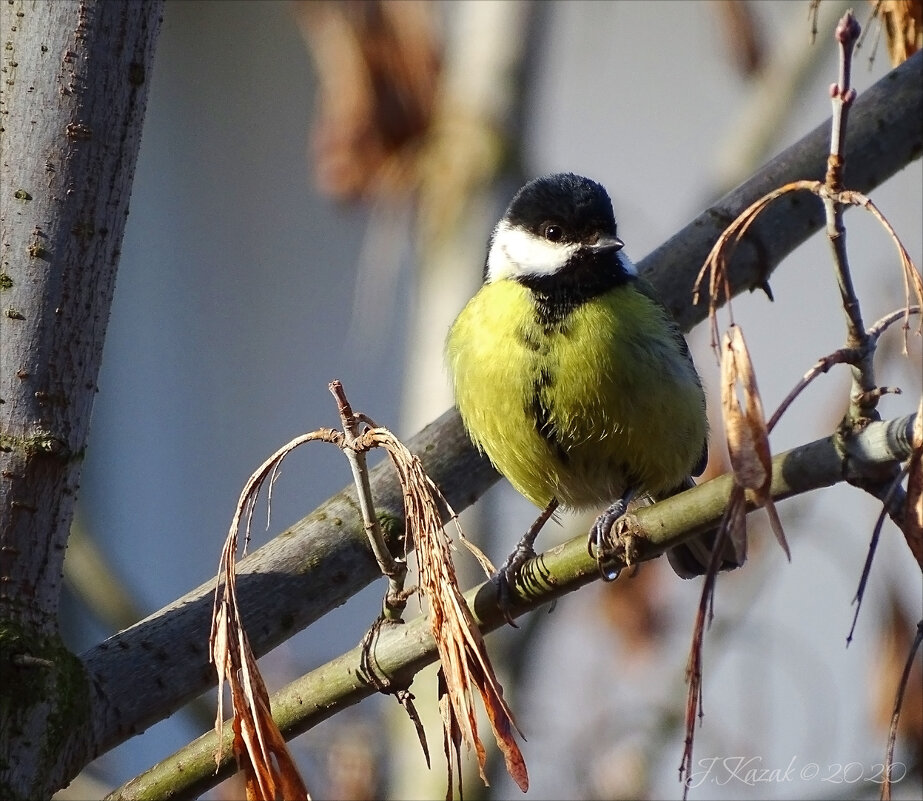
[587,496,642,581]
[491,499,558,625]
[491,541,538,626]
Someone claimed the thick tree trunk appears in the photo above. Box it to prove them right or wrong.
[0,1,161,797]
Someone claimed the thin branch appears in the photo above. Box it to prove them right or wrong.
[880,620,923,801]
[829,12,860,169]
[868,305,923,344]
[768,306,921,433]
[330,380,408,619]
[846,461,912,646]
[824,11,880,422]
[767,347,857,432]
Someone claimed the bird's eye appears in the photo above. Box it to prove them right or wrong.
[543,224,564,242]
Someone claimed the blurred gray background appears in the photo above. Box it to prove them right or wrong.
[60,1,921,799]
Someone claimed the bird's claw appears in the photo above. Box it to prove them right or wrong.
[587,499,641,581]
[492,542,537,626]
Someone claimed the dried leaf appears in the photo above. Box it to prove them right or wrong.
[295,0,440,200]
[213,571,310,801]
[366,428,529,793]
[720,324,790,560]
[875,0,923,65]
[680,486,747,799]
[839,190,923,349]
[721,325,769,490]
[439,671,464,801]
[713,0,764,75]
[762,501,788,562]
[870,599,923,780]
[210,430,338,800]
[874,608,923,801]
[723,482,749,566]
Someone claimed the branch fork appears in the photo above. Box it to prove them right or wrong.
[683,11,923,797]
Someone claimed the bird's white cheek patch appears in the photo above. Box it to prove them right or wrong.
[486,221,577,282]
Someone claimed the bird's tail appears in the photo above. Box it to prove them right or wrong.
[666,529,745,579]
[658,477,746,579]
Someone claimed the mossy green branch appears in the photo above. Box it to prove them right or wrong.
[0,624,91,799]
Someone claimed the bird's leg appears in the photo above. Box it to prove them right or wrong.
[494,498,559,620]
[588,487,638,580]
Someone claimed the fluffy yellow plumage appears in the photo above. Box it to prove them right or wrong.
[445,173,723,584]
[447,275,706,512]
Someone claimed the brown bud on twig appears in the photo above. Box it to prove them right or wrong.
[835,10,862,45]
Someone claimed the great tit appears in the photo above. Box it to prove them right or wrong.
[446,173,734,593]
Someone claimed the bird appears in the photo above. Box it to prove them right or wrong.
[445,172,739,601]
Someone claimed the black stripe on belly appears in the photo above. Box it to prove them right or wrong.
[529,366,569,465]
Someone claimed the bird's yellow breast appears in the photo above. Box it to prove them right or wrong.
[446,278,706,510]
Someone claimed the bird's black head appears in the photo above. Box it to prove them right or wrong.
[505,173,619,246]
[484,173,633,307]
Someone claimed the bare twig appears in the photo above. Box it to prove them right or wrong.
[330,380,409,619]
[846,460,912,646]
[767,306,921,432]
[880,620,923,801]
[823,12,883,427]
[829,13,860,173]
[767,347,858,431]
[684,14,922,797]
[868,305,923,344]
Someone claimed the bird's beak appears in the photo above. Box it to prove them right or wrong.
[588,234,624,254]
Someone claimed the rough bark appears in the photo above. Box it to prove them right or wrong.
[0,1,162,797]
